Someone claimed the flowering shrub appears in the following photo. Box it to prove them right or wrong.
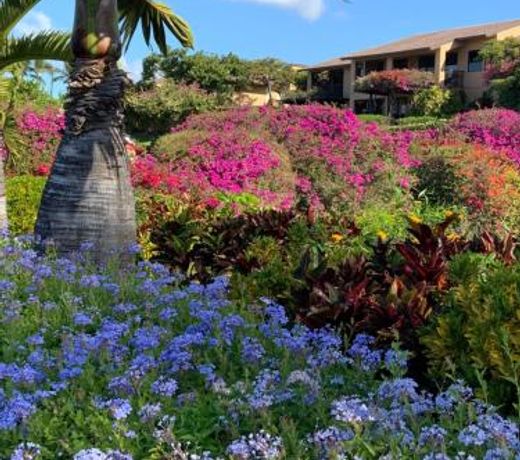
[164,105,422,213]
[0,236,519,459]
[8,109,64,176]
[354,69,435,95]
[451,109,520,166]
[136,130,296,210]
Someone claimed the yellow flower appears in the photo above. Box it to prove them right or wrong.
[408,214,422,225]
[331,233,344,243]
[446,232,460,242]
[444,210,456,218]
[377,230,389,242]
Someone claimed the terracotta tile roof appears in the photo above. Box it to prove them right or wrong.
[342,19,520,59]
[305,57,352,71]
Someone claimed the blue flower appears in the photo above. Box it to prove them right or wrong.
[419,425,448,448]
[331,396,376,424]
[458,424,489,446]
[483,448,513,460]
[241,336,265,364]
[151,377,178,397]
[347,334,382,371]
[102,398,132,420]
[227,430,283,459]
[139,403,162,423]
[308,426,353,456]
[10,442,41,460]
[73,313,93,327]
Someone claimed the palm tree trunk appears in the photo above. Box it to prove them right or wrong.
[0,130,7,232]
[35,0,136,261]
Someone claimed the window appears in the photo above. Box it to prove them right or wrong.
[468,50,483,72]
[418,54,435,72]
[365,59,385,73]
[393,58,409,69]
[445,51,458,72]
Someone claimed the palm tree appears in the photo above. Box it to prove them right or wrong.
[0,0,72,230]
[34,0,192,260]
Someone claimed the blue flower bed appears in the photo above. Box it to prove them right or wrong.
[0,237,518,459]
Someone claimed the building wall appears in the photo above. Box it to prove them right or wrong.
[345,26,520,110]
[233,88,282,106]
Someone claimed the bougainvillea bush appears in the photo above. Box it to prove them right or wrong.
[354,69,435,95]
[7,108,65,177]
[451,108,520,167]
[1,236,519,459]
[149,105,423,216]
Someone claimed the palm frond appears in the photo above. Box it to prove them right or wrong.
[118,0,193,54]
[0,31,72,71]
[0,0,42,38]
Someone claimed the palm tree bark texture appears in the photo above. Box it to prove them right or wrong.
[35,0,136,260]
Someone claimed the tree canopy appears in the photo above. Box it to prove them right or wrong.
[141,49,300,94]
[479,38,520,111]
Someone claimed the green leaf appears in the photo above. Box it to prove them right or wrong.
[0,0,42,38]
[118,0,194,54]
[0,31,72,71]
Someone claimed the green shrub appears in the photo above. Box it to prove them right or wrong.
[357,114,391,125]
[6,175,46,235]
[125,80,223,135]
[421,260,520,413]
[411,86,464,117]
[151,130,205,163]
[414,156,464,206]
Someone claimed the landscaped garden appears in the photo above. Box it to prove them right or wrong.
[1,1,520,457]
[2,100,520,458]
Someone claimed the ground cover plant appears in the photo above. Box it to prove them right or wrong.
[1,235,520,459]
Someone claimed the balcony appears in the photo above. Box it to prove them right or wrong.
[445,70,465,89]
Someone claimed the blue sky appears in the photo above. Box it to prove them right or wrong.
[15,0,520,80]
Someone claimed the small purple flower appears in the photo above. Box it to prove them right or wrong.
[308,426,353,456]
[151,377,178,397]
[419,425,448,448]
[102,398,132,420]
[227,431,283,459]
[73,449,106,460]
[139,403,162,423]
[331,397,376,424]
[10,442,41,460]
[241,337,265,364]
[458,424,489,446]
[74,313,93,327]
[347,334,382,371]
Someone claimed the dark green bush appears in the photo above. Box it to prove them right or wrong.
[125,80,223,135]
[6,175,46,235]
[421,258,520,413]
[414,156,464,206]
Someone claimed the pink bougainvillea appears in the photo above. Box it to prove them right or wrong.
[9,109,65,176]
[451,108,520,166]
[354,69,435,95]
[163,105,426,210]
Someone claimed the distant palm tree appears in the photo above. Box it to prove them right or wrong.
[0,0,72,230]
[35,0,193,259]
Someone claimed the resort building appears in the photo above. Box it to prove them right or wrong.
[305,19,520,112]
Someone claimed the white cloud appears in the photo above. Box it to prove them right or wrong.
[237,0,325,20]
[14,11,53,35]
